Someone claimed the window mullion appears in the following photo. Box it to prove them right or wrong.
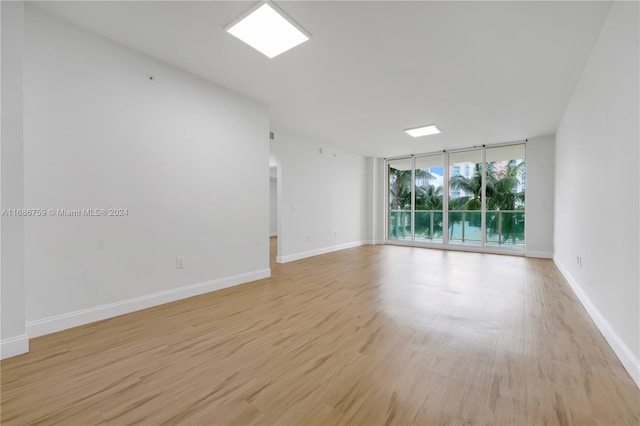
[481,147,487,247]
[443,152,449,246]
[411,156,415,241]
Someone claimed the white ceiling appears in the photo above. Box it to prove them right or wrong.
[33,1,612,158]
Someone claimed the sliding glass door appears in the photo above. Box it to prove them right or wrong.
[386,143,526,252]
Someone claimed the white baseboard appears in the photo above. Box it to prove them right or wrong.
[373,239,386,245]
[269,233,277,237]
[277,240,367,263]
[0,333,29,360]
[554,256,640,389]
[526,250,553,259]
[26,268,271,338]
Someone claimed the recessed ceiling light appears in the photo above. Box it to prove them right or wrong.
[226,2,310,59]
[405,124,441,138]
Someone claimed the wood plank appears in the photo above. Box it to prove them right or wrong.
[1,238,638,425]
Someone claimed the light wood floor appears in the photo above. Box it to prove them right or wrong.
[1,238,639,425]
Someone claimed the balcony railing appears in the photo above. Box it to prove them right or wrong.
[388,210,445,241]
[485,210,525,246]
[389,209,524,246]
[448,210,481,243]
[389,210,411,240]
[415,210,443,241]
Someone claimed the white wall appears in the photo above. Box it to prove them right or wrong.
[554,1,639,386]
[371,157,386,244]
[22,5,270,336]
[269,177,277,236]
[270,131,368,262]
[525,135,555,258]
[1,0,29,358]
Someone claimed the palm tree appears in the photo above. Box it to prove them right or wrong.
[447,163,485,238]
[487,160,525,210]
[486,160,525,244]
[449,163,501,211]
[388,168,412,211]
[389,168,436,209]
[448,161,525,243]
[388,167,411,238]
[415,184,444,238]
[415,184,443,210]
[389,167,435,238]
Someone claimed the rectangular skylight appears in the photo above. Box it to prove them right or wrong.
[226,2,310,59]
[405,124,441,138]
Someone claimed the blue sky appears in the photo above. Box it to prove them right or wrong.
[430,166,443,177]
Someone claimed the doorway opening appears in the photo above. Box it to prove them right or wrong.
[269,155,279,266]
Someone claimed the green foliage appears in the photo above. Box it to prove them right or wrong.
[415,184,443,210]
[388,167,435,210]
[448,160,525,243]
[389,160,525,244]
[389,166,441,239]
[449,161,525,211]
[388,168,412,210]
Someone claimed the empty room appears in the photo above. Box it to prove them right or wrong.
[1,1,639,425]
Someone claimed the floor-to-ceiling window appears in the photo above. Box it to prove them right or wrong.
[485,144,526,247]
[388,158,412,241]
[448,149,483,246]
[414,154,444,243]
[386,143,526,252]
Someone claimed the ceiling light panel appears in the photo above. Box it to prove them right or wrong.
[405,124,441,137]
[226,2,310,59]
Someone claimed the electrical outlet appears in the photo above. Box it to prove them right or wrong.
[176,256,184,269]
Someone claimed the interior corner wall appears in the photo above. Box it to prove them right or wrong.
[22,5,270,337]
[270,131,368,262]
[554,1,639,386]
[1,0,29,359]
[365,158,374,242]
[269,177,278,236]
[525,135,554,258]
[365,156,385,244]
[373,157,386,244]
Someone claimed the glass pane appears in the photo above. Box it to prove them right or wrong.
[388,158,412,240]
[486,212,525,246]
[485,145,526,247]
[414,154,444,243]
[448,150,482,245]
